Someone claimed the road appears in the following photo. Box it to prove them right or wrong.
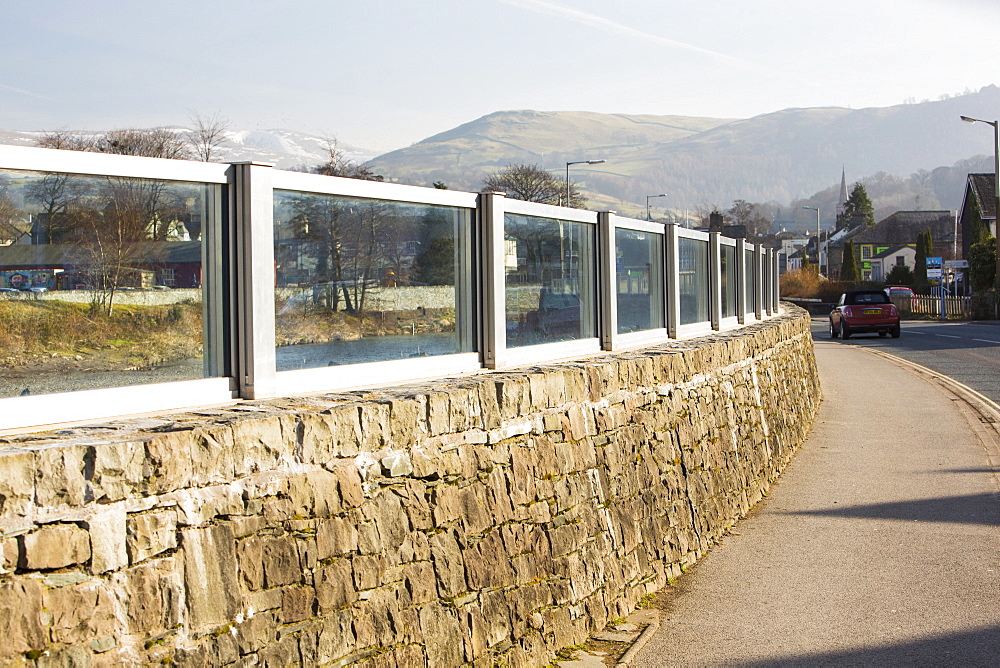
[810,317,1000,405]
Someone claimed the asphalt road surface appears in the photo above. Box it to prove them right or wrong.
[811,317,1000,406]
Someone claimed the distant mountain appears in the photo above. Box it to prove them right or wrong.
[0,127,372,170]
[365,86,1000,217]
[4,86,998,221]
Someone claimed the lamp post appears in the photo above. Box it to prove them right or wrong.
[960,115,1000,290]
[802,206,821,273]
[565,159,605,207]
[646,193,667,221]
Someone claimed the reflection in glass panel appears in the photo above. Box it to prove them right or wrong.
[0,169,220,398]
[272,191,472,370]
[721,244,738,319]
[678,237,709,325]
[615,228,663,334]
[504,214,596,347]
[746,249,757,313]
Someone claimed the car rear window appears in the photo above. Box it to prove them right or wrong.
[847,292,891,305]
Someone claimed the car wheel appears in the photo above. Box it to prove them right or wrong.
[841,323,851,340]
[891,325,901,339]
[830,321,838,339]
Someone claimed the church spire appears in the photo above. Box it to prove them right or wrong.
[837,167,848,218]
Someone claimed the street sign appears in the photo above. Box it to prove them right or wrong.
[944,259,969,269]
[926,257,942,280]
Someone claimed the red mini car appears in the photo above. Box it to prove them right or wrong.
[830,289,900,339]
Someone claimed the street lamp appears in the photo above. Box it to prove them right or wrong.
[960,115,1000,289]
[802,206,821,273]
[646,194,667,221]
[565,159,605,207]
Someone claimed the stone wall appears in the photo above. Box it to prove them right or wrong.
[0,307,820,666]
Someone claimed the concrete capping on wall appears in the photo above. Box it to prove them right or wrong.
[0,305,820,666]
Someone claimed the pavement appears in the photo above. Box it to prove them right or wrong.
[565,332,1000,666]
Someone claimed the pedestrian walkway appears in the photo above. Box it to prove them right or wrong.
[627,337,1000,666]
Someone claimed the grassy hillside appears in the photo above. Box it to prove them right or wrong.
[365,86,1000,217]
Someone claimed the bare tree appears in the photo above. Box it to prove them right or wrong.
[727,199,772,240]
[37,127,190,160]
[314,137,383,181]
[481,163,587,208]
[36,129,97,152]
[187,111,229,162]
[32,128,192,312]
[96,128,190,160]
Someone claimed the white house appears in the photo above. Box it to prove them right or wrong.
[870,244,916,282]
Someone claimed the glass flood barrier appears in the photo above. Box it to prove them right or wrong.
[0,145,779,431]
[615,227,664,334]
[678,236,709,325]
[272,190,474,370]
[503,213,597,347]
[0,168,223,399]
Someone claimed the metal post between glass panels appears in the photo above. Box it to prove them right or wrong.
[765,249,775,315]
[709,231,722,331]
[771,249,781,314]
[665,223,680,339]
[753,244,767,320]
[231,162,277,400]
[481,192,506,369]
[598,212,616,350]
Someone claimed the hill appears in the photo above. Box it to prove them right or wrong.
[365,86,1000,217]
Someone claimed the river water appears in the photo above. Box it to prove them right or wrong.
[276,332,460,371]
[0,332,463,399]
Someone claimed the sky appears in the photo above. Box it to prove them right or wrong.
[3,0,999,152]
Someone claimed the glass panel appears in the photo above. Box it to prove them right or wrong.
[678,237,709,325]
[273,191,472,370]
[615,227,663,334]
[721,244,738,319]
[0,169,221,398]
[746,249,757,313]
[504,213,596,347]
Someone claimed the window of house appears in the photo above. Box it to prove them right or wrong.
[861,245,873,260]
[896,255,906,266]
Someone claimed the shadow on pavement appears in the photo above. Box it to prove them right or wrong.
[788,492,1000,526]
[743,624,1000,666]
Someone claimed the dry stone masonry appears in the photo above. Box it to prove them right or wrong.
[0,307,820,666]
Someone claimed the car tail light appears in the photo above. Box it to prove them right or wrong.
[843,307,853,317]
[889,305,898,316]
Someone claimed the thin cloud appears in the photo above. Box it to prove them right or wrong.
[499,0,754,68]
[1,83,56,101]
[498,0,824,90]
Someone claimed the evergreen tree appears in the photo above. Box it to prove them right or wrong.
[840,241,860,281]
[968,237,996,292]
[913,229,933,291]
[884,264,914,286]
[842,183,875,227]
